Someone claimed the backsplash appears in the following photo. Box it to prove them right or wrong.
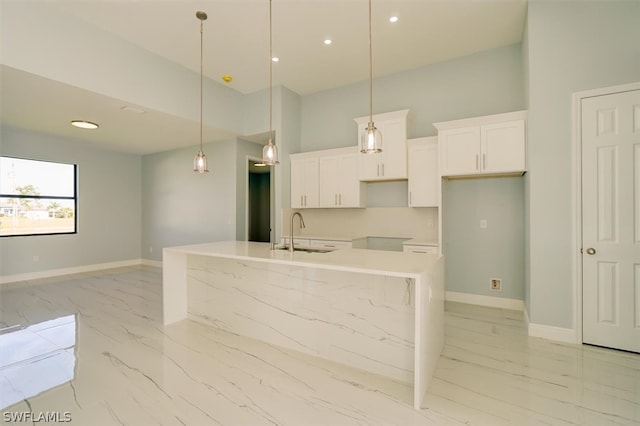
[281,207,438,242]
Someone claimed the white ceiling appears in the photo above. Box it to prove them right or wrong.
[1,0,527,155]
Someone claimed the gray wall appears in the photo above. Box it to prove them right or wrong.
[141,141,237,262]
[525,1,640,328]
[0,126,141,276]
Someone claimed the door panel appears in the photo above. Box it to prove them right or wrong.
[582,88,640,353]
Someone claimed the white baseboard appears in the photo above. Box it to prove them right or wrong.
[142,258,163,268]
[0,259,147,285]
[528,322,578,343]
[445,291,524,311]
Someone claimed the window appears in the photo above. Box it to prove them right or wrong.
[0,157,77,237]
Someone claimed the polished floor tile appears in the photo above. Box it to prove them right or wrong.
[0,266,638,425]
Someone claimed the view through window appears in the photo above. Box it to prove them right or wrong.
[0,157,77,237]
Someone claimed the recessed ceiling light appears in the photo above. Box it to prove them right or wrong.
[272,57,279,62]
[70,120,99,130]
[389,16,399,23]
[324,39,332,45]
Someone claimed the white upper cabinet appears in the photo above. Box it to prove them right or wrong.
[435,110,527,178]
[292,147,365,209]
[290,155,319,208]
[354,109,409,181]
[319,148,365,208]
[407,137,439,207]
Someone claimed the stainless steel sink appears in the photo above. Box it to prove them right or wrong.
[274,245,334,253]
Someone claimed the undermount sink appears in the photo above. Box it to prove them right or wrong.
[275,245,334,254]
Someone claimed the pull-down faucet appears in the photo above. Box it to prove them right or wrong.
[289,211,306,252]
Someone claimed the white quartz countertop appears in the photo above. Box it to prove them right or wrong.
[280,234,362,242]
[165,240,439,278]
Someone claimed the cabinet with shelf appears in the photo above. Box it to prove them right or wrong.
[435,111,527,178]
[354,109,409,181]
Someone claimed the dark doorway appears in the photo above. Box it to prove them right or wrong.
[248,160,271,242]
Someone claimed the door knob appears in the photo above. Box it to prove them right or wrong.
[585,247,596,255]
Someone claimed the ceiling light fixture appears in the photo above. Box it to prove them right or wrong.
[262,0,279,166]
[389,16,399,23]
[324,39,332,45]
[70,120,99,130]
[271,56,279,63]
[361,0,382,154]
[193,10,209,174]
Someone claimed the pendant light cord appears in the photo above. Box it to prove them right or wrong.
[368,0,373,125]
[269,0,273,142]
[200,16,204,152]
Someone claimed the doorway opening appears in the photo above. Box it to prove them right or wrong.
[247,158,271,242]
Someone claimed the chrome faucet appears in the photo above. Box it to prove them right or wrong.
[289,211,306,252]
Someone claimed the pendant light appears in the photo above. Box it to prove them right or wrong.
[361,0,382,154]
[262,0,279,165]
[193,11,209,173]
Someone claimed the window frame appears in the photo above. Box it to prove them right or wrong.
[0,156,78,238]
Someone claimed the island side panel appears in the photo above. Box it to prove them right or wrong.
[186,254,416,384]
[414,255,445,409]
[162,249,188,325]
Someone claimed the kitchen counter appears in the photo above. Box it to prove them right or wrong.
[163,240,444,410]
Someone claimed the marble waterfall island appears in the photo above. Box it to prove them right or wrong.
[162,241,444,409]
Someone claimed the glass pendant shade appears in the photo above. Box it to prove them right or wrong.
[262,138,279,166]
[193,150,209,173]
[361,122,382,153]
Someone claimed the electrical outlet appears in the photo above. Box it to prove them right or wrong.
[480,219,488,229]
[490,278,502,291]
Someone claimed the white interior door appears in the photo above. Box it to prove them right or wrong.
[582,88,640,353]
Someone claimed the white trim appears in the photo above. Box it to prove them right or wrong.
[0,259,145,285]
[445,291,524,311]
[528,322,578,344]
[571,81,640,347]
[142,259,163,268]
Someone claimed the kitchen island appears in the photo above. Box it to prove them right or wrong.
[163,241,444,409]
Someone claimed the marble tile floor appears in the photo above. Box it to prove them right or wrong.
[0,266,638,425]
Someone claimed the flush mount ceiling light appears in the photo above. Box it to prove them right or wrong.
[323,39,332,45]
[193,10,209,173]
[361,0,382,154]
[262,0,279,166]
[389,16,399,23]
[70,120,99,130]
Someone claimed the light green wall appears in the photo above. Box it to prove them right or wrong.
[526,0,640,328]
[301,44,525,152]
[443,178,525,299]
[141,141,237,261]
[0,126,142,276]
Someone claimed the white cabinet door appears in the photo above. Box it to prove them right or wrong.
[439,127,480,176]
[408,137,439,207]
[481,120,526,173]
[436,111,527,178]
[309,239,352,249]
[338,153,364,207]
[356,110,408,181]
[290,157,319,208]
[319,153,364,208]
[403,244,438,254]
[319,156,341,207]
